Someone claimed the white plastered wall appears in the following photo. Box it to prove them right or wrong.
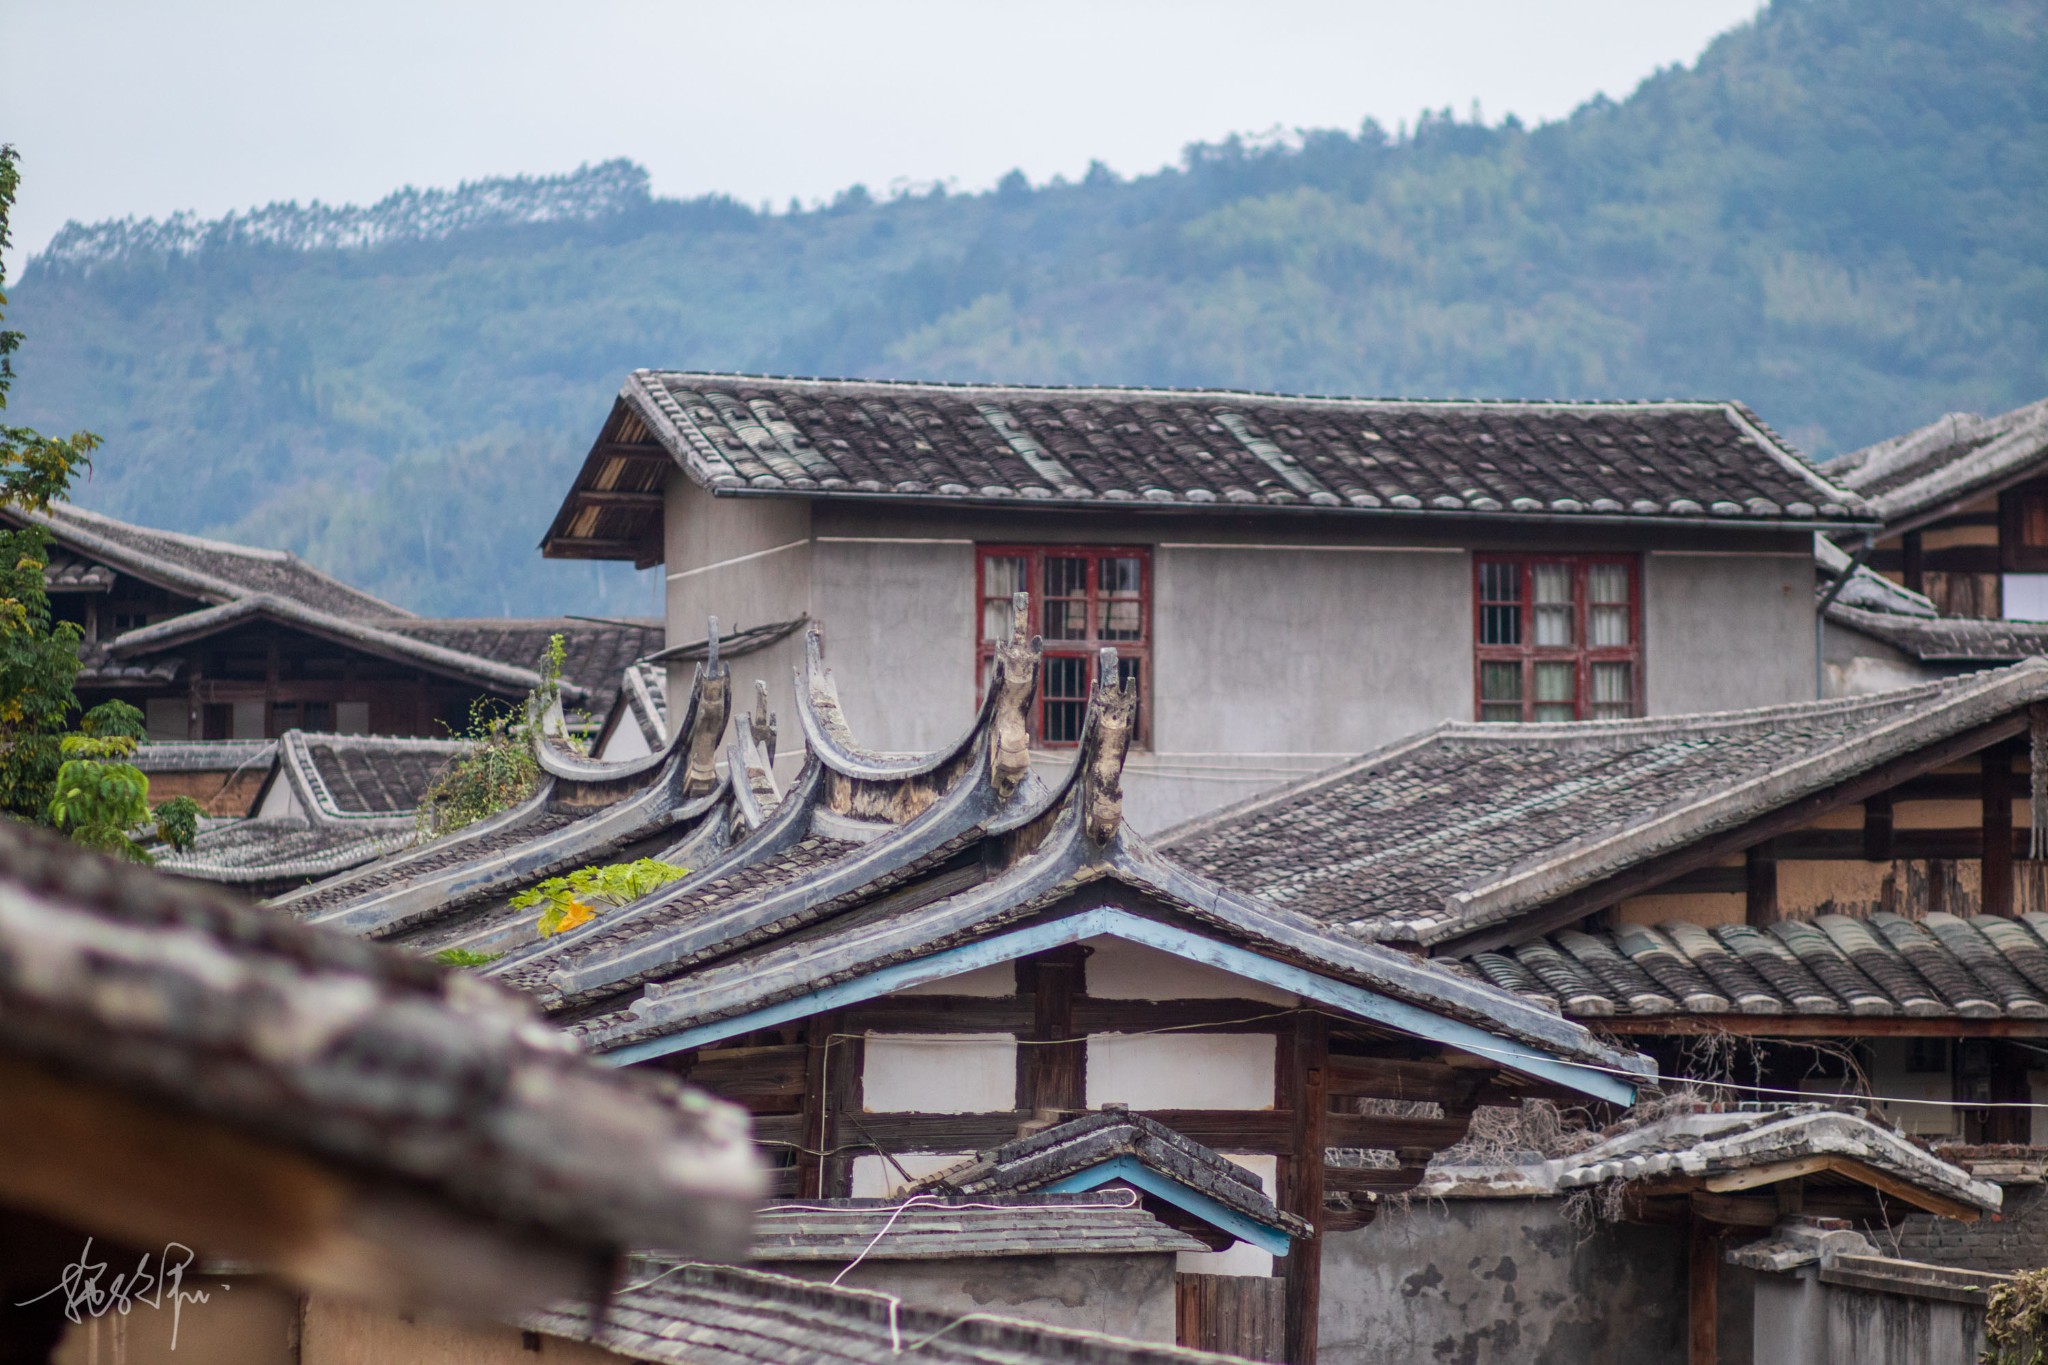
[863,1033,1018,1113]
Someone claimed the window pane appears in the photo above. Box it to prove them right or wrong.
[1587,564,1629,604]
[1041,655,1090,743]
[1043,556,1088,640]
[983,555,1027,595]
[1101,599,1142,640]
[1589,605,1630,647]
[1534,662,1575,720]
[1101,556,1143,596]
[1480,661,1522,702]
[1590,662,1632,718]
[1479,561,1520,603]
[1532,564,1572,646]
[983,599,1015,642]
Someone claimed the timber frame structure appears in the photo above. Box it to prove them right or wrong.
[290,596,1653,1363]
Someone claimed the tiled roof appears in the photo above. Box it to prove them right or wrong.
[1466,913,2048,1022]
[155,818,415,887]
[1161,664,2048,947]
[531,1260,1241,1365]
[913,1110,1309,1240]
[1821,396,2048,527]
[545,372,1871,556]
[0,815,759,1310]
[134,739,278,774]
[385,616,662,720]
[296,732,463,816]
[748,1193,1207,1261]
[1425,1103,2000,1216]
[14,502,407,618]
[1828,602,2048,663]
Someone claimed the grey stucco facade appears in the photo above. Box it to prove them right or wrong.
[663,479,1822,831]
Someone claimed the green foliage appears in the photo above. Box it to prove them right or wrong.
[414,632,573,840]
[511,857,691,937]
[151,794,202,853]
[6,1,2048,614]
[1984,1267,2048,1365]
[1,145,112,842]
[432,947,504,967]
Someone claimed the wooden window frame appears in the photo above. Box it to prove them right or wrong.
[976,544,1151,749]
[1472,554,1642,723]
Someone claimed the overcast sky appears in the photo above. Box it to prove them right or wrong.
[1,1,1763,257]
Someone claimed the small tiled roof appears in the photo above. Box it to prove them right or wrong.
[13,502,407,618]
[41,549,115,591]
[1470,912,2048,1021]
[295,732,464,816]
[385,616,662,720]
[1425,1103,2000,1216]
[748,1193,1207,1261]
[155,818,415,887]
[1828,602,2048,663]
[134,738,278,774]
[913,1110,1309,1240]
[530,1260,1241,1365]
[1821,396,2048,528]
[544,372,1871,557]
[0,815,759,1311]
[1161,663,2048,947]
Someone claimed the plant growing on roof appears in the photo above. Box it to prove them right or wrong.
[45,701,206,862]
[512,857,691,937]
[415,632,574,840]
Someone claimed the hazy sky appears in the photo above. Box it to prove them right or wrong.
[1,1,1763,256]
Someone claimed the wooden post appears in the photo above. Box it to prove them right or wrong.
[1744,844,1778,926]
[822,1022,862,1198]
[798,1020,832,1198]
[1985,745,2015,917]
[1903,531,1925,596]
[1689,1217,1719,1365]
[1279,1014,1328,1365]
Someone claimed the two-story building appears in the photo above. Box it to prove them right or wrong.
[542,373,1874,829]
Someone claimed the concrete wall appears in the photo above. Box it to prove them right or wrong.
[1319,1199,1686,1365]
[1644,550,1816,713]
[663,493,1826,829]
[1751,1268,1988,1365]
[766,1253,1179,1342]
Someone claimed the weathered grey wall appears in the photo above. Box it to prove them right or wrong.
[811,536,978,755]
[663,477,813,718]
[1821,621,1943,698]
[1751,1271,1988,1365]
[762,1254,1178,1342]
[1319,1199,1686,1365]
[1644,550,1816,714]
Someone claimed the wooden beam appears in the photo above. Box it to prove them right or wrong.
[1439,712,2030,955]
[572,489,665,510]
[683,1044,805,1100]
[1985,745,2015,917]
[1324,1112,1475,1151]
[1903,530,1925,595]
[1824,1156,1982,1222]
[1325,1055,1495,1107]
[1281,1015,1328,1365]
[820,1108,1297,1155]
[1704,1155,1834,1193]
[593,441,673,465]
[1688,1191,1778,1229]
[542,537,660,560]
[1745,843,1778,926]
[1689,1217,1719,1365]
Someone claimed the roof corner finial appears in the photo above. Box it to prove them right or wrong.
[705,615,720,668]
[989,592,1040,800]
[1083,647,1138,844]
[751,679,778,766]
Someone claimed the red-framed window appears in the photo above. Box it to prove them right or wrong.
[1474,556,1641,722]
[977,545,1150,747]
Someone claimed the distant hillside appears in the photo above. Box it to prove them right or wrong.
[8,0,2043,615]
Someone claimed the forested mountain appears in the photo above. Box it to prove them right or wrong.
[7,0,2043,614]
